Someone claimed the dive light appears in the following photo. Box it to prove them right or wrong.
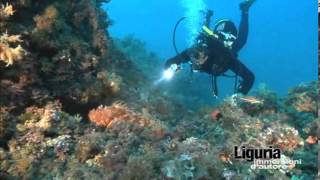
[163,64,179,80]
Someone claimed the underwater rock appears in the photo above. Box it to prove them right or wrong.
[113,35,163,80]
[46,135,73,161]
[222,169,236,180]
[220,95,247,120]
[179,137,212,159]
[210,108,222,121]
[244,121,303,152]
[239,84,279,116]
[0,0,113,113]
[0,108,9,142]
[18,101,62,133]
[160,137,217,179]
[0,108,15,147]
[62,164,108,180]
[285,82,317,115]
[75,132,107,163]
[118,155,156,180]
[7,136,44,176]
[161,160,177,178]
[95,140,129,173]
[161,155,195,180]
[161,152,216,179]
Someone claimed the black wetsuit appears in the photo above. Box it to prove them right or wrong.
[165,11,254,95]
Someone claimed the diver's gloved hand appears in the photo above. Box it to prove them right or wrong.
[237,82,249,95]
[240,0,256,13]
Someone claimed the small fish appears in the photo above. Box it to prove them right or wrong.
[239,96,264,104]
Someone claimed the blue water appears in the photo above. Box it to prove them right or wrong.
[104,0,317,96]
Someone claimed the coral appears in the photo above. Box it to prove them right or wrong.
[147,120,168,139]
[75,132,107,163]
[161,157,195,179]
[178,137,213,159]
[119,155,156,180]
[34,5,58,32]
[46,135,73,161]
[161,148,217,179]
[62,165,108,180]
[0,32,25,66]
[120,144,166,179]
[194,90,317,178]
[113,35,163,79]
[159,137,220,179]
[19,101,62,132]
[290,92,316,113]
[0,3,15,20]
[240,122,304,153]
[97,71,121,92]
[0,107,16,147]
[1,80,318,179]
[0,3,26,66]
[0,108,8,139]
[37,103,60,130]
[217,96,304,153]
[96,140,129,173]
[6,137,44,176]
[222,169,236,180]
[285,82,317,114]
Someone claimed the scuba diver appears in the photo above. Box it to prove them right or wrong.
[164,0,256,96]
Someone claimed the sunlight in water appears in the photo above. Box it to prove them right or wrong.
[180,0,207,46]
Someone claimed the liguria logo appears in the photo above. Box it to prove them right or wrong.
[234,146,281,162]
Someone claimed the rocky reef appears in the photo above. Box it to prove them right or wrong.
[0,1,318,180]
[1,81,318,179]
[0,0,115,110]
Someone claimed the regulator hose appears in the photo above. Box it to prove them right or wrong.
[173,17,186,55]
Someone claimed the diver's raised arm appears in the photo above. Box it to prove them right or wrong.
[164,49,190,69]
